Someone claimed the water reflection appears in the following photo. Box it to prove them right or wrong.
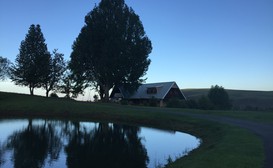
[65,123,148,168]
[6,119,62,168]
[1,120,148,168]
[0,119,200,168]
[0,141,4,166]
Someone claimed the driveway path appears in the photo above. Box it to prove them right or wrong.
[173,112,273,168]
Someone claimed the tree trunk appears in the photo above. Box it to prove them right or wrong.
[103,85,110,102]
[99,85,105,100]
[29,85,34,96]
[46,89,50,98]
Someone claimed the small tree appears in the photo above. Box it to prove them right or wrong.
[58,69,85,99]
[10,24,50,95]
[42,49,66,97]
[208,85,231,110]
[0,56,10,80]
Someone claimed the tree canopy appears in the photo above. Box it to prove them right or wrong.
[10,24,51,95]
[70,0,152,100]
[0,56,10,80]
[42,49,66,97]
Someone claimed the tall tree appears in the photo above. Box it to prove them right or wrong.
[42,49,66,97]
[70,0,152,101]
[0,56,10,80]
[10,24,50,95]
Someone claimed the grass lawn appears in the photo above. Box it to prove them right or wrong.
[0,91,268,168]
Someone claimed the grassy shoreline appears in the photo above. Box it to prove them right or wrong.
[0,92,266,168]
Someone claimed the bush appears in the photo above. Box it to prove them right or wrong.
[120,99,129,105]
[149,97,158,107]
[186,99,199,109]
[50,93,59,98]
[208,85,231,110]
[166,99,187,108]
[198,96,214,110]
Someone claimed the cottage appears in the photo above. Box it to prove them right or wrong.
[110,81,186,107]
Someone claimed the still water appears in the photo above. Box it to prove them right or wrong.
[0,119,200,168]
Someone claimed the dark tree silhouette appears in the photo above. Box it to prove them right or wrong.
[10,24,50,95]
[0,56,10,80]
[0,141,4,166]
[65,123,149,168]
[1,120,150,168]
[208,85,232,110]
[42,49,66,97]
[70,0,152,101]
[58,68,85,99]
[6,120,62,168]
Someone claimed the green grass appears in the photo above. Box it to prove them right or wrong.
[0,91,268,168]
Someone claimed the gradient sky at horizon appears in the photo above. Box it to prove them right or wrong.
[0,0,273,98]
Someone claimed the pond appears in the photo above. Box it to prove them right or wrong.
[0,119,200,168]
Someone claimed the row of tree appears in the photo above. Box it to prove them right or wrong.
[10,24,66,97]
[1,0,152,100]
[0,25,83,98]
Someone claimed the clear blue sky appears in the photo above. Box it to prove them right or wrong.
[1,0,273,96]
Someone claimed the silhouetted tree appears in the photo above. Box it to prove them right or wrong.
[58,68,84,99]
[65,123,149,168]
[0,56,10,80]
[42,49,66,97]
[70,0,152,101]
[6,120,62,168]
[208,85,231,110]
[0,141,4,166]
[10,24,50,95]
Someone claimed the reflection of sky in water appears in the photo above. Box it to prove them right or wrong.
[140,128,200,167]
[0,120,200,168]
[0,120,29,139]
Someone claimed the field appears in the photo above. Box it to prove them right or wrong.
[1,91,273,168]
[183,89,273,110]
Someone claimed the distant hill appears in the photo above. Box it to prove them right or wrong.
[182,89,273,110]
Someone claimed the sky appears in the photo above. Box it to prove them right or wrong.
[0,0,273,99]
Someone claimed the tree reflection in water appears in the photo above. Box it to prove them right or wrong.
[2,120,149,168]
[0,141,4,166]
[65,123,149,168]
[6,119,62,168]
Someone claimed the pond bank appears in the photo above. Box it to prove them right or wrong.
[0,92,266,168]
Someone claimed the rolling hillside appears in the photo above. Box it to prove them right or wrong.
[182,89,273,110]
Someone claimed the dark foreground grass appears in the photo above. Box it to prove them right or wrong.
[0,92,266,168]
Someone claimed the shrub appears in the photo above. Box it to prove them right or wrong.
[186,99,199,109]
[120,99,129,105]
[50,93,58,98]
[208,85,231,110]
[166,99,188,108]
[149,97,158,107]
[198,96,214,110]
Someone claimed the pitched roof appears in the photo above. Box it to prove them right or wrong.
[112,81,186,100]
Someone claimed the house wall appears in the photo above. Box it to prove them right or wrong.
[165,88,185,100]
[127,99,163,107]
